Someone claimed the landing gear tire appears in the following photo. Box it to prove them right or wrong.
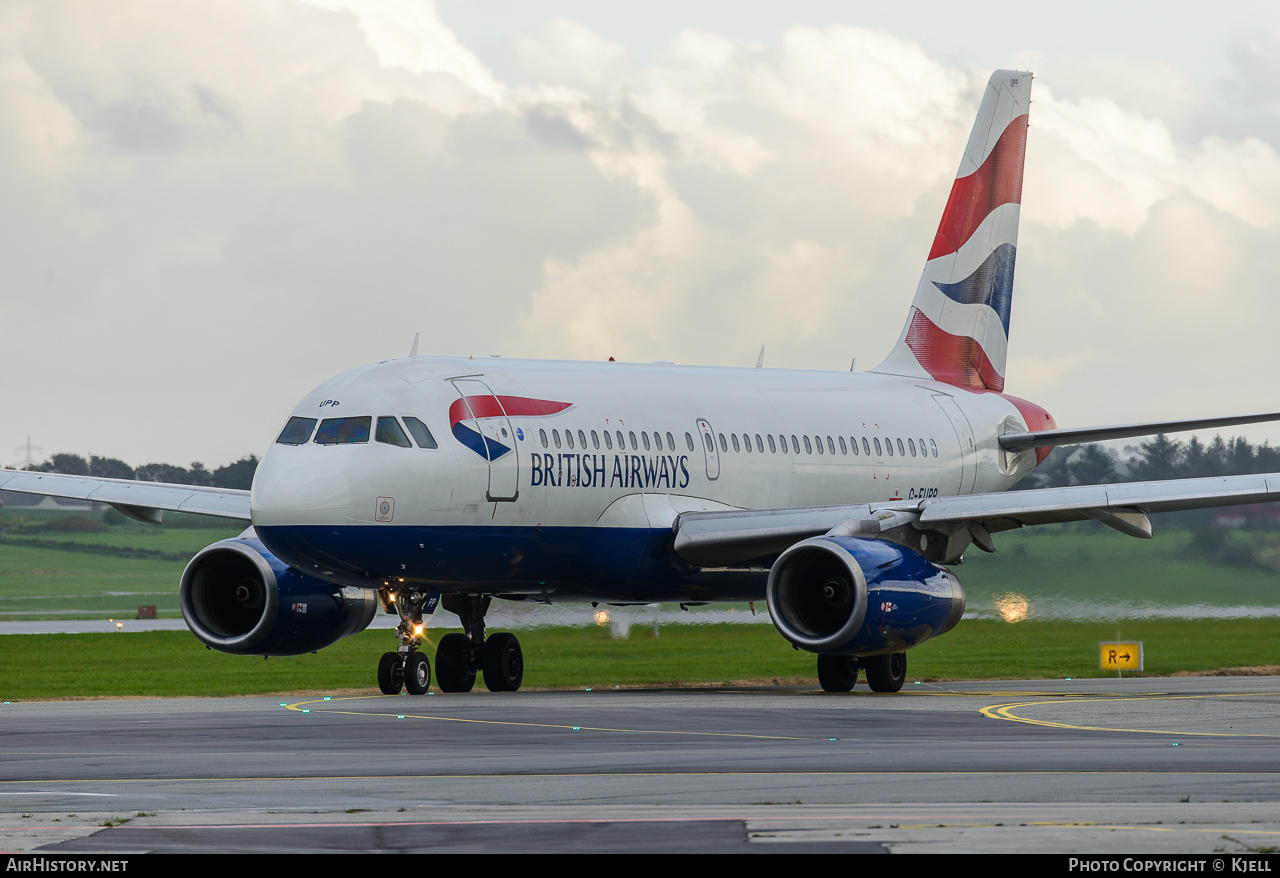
[864,652,907,693]
[816,654,859,693]
[482,632,524,692]
[404,652,431,695]
[377,651,404,695]
[435,633,476,693]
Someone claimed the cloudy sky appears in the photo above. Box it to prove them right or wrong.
[4,0,1280,468]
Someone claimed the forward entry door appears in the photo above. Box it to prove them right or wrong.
[452,379,520,502]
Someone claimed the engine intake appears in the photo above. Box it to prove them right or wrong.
[766,535,964,655]
[180,535,378,656]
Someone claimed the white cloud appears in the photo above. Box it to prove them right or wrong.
[5,3,1280,465]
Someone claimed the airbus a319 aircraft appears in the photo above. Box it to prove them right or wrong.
[8,70,1280,696]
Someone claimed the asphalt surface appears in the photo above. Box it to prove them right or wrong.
[4,676,1280,853]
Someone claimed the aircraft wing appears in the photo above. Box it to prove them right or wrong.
[0,469,251,523]
[998,411,1280,451]
[672,472,1280,566]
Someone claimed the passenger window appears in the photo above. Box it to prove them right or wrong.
[578,429,588,449]
[276,416,316,445]
[839,437,847,455]
[874,438,883,457]
[908,438,917,457]
[603,430,613,450]
[743,434,752,453]
[652,431,661,451]
[768,434,776,453]
[668,432,676,451]
[403,417,438,449]
[686,432,695,452]
[719,433,728,452]
[827,436,835,455]
[642,432,651,451]
[566,430,575,450]
[815,435,823,455]
[630,431,638,451]
[553,430,562,449]
[886,438,894,456]
[897,438,906,457]
[931,439,938,457]
[314,416,372,445]
[703,432,713,451]
[539,429,549,448]
[731,434,740,453]
[919,437,926,456]
[376,417,412,448]
[791,434,800,453]
[862,437,870,456]
[616,431,625,450]
[591,430,600,450]
[803,436,812,454]
[850,437,859,456]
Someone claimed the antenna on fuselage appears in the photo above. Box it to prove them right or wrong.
[409,332,419,361]
[755,345,765,368]
[850,358,856,372]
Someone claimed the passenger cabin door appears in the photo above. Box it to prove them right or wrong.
[696,418,720,481]
[451,379,520,502]
[933,394,977,495]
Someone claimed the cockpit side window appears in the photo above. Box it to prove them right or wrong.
[276,417,317,445]
[376,416,412,448]
[402,417,439,449]
[314,416,372,445]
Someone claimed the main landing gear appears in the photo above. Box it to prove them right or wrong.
[435,595,524,693]
[374,590,525,695]
[817,652,907,693]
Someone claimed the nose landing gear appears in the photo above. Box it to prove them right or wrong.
[376,587,438,695]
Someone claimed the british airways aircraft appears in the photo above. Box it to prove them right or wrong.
[6,70,1280,696]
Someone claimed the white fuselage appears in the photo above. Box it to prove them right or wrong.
[249,356,1042,600]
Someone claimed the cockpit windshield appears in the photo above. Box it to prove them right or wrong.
[403,417,438,449]
[276,417,317,445]
[375,417,412,447]
[314,416,372,445]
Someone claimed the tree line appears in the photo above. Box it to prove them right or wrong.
[27,453,259,491]
[1016,434,1280,492]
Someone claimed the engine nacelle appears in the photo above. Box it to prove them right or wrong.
[766,535,965,655]
[180,535,378,656]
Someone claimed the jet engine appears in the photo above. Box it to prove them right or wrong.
[765,535,965,655]
[179,534,378,656]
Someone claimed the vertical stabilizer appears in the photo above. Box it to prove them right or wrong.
[873,70,1032,392]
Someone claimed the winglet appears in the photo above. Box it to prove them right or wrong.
[409,332,419,361]
[755,345,765,368]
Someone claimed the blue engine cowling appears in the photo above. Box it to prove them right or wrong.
[765,536,965,655]
[179,534,379,656]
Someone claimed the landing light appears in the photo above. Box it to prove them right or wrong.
[594,610,609,626]
[414,624,423,636]
[115,623,123,629]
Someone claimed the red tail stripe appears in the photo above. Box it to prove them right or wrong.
[903,308,1004,393]
[927,114,1028,262]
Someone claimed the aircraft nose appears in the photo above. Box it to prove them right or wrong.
[251,447,351,526]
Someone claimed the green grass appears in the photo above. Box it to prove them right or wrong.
[960,524,1280,613]
[3,618,1279,700]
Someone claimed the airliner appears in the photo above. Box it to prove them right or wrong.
[6,70,1280,697]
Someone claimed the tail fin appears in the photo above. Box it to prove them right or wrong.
[873,70,1032,393]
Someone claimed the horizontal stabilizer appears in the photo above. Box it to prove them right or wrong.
[999,411,1280,451]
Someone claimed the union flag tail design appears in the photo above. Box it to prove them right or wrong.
[873,70,1032,393]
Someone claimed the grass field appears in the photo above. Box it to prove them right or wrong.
[3,618,1279,700]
